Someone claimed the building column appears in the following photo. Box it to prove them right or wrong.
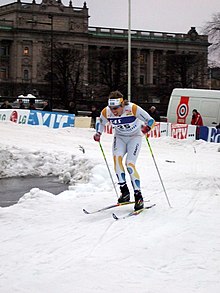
[162,50,167,83]
[147,49,154,84]
[10,40,21,83]
[82,44,89,85]
[32,40,38,82]
[136,48,141,83]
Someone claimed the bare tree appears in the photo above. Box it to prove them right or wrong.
[88,47,128,95]
[54,46,84,105]
[99,48,128,92]
[165,52,206,88]
[41,43,85,107]
[203,13,220,65]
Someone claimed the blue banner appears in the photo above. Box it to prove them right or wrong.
[28,110,75,128]
[199,126,220,143]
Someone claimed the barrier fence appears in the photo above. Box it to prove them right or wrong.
[0,109,219,143]
[96,119,220,143]
[0,109,75,128]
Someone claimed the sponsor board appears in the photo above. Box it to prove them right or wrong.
[168,123,196,140]
[0,110,10,121]
[199,126,220,143]
[0,109,29,124]
[147,122,168,138]
[28,110,75,128]
[10,110,30,124]
[2,109,219,142]
[104,122,113,134]
[96,118,113,134]
[0,109,74,128]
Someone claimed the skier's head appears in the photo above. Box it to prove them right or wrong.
[108,90,124,110]
[108,91,125,115]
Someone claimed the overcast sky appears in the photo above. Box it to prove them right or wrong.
[1,0,219,33]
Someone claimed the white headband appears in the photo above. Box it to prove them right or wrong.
[108,98,123,107]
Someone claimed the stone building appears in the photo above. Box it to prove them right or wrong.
[0,0,209,112]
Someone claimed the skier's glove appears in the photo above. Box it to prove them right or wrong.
[141,125,151,134]
[93,132,101,142]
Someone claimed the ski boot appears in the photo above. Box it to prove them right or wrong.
[134,190,144,211]
[118,183,130,203]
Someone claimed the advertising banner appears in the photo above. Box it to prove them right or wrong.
[104,122,113,134]
[176,96,189,124]
[0,109,29,124]
[96,118,113,134]
[2,109,219,142]
[0,110,11,122]
[168,123,196,140]
[199,126,220,143]
[28,110,75,128]
[148,122,168,138]
[0,109,75,128]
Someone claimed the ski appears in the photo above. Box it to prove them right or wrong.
[83,200,150,215]
[112,203,156,220]
[83,201,135,214]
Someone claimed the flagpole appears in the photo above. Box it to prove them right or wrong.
[128,0,131,102]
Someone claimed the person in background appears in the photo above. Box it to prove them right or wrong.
[93,90,155,211]
[90,105,100,128]
[191,109,203,126]
[18,99,25,109]
[42,100,52,112]
[0,100,12,109]
[216,123,220,130]
[29,102,36,110]
[148,106,160,122]
[68,101,78,115]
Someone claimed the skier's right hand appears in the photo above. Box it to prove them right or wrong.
[93,132,101,142]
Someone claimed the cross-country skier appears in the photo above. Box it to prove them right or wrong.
[93,90,155,211]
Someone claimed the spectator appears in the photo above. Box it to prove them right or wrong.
[216,123,220,129]
[90,105,100,128]
[68,101,78,115]
[42,100,52,112]
[0,100,12,109]
[148,106,160,122]
[18,99,25,109]
[29,103,36,110]
[191,109,203,126]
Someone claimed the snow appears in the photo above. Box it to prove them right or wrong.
[0,121,220,293]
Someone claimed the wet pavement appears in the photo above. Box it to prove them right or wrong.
[0,176,68,207]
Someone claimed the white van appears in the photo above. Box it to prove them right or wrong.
[167,88,220,127]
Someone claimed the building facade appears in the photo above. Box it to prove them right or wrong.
[0,0,209,112]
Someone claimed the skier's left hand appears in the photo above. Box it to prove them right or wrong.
[141,125,151,134]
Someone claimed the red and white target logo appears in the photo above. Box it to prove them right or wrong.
[176,96,189,124]
[10,110,18,123]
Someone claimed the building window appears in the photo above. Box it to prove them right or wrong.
[0,46,9,56]
[23,47,29,55]
[139,54,145,64]
[23,69,29,80]
[140,75,145,85]
[0,67,7,79]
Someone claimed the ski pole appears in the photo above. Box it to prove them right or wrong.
[145,136,172,208]
[98,141,119,199]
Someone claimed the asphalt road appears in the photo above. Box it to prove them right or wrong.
[0,176,68,207]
